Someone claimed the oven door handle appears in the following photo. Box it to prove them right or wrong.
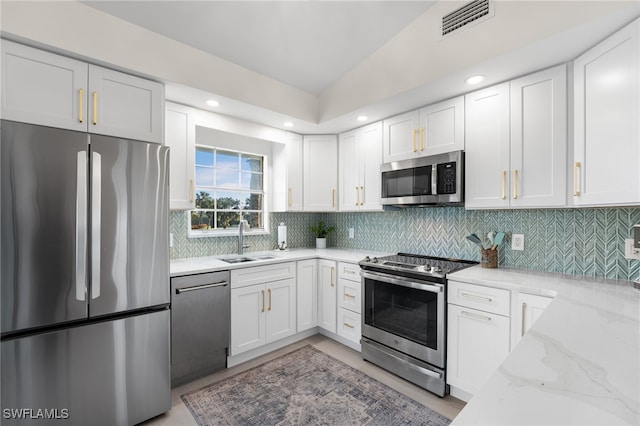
[360,271,443,293]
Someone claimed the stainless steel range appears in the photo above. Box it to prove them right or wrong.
[359,253,477,397]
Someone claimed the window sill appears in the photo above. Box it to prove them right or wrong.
[187,229,271,239]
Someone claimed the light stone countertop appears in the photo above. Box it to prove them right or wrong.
[169,247,390,277]
[448,266,640,426]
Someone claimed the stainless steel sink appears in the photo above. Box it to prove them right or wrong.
[220,257,255,264]
[251,255,277,260]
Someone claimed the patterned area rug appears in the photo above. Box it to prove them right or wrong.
[182,345,451,425]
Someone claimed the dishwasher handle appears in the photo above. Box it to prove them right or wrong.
[175,281,228,295]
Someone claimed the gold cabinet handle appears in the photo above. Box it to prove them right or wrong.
[189,179,194,203]
[92,92,98,125]
[344,293,356,299]
[501,170,507,200]
[268,288,272,311]
[330,266,335,287]
[288,187,292,207]
[261,289,265,313]
[355,186,359,206]
[573,162,581,196]
[513,169,518,199]
[412,129,418,153]
[521,302,527,337]
[78,88,84,123]
[420,128,425,151]
[332,189,335,208]
[359,186,364,206]
[344,322,355,329]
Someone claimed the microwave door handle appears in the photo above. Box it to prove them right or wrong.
[431,166,438,195]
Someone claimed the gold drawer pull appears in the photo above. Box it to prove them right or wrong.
[501,170,507,200]
[513,169,518,199]
[268,288,272,311]
[78,89,84,123]
[573,162,581,196]
[344,293,356,299]
[420,128,425,151]
[412,129,418,153]
[261,289,265,313]
[461,292,493,303]
[92,92,98,125]
[344,322,355,329]
[330,267,335,287]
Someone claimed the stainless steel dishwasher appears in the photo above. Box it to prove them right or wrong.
[171,271,230,387]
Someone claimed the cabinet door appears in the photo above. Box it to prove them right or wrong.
[338,129,360,211]
[464,83,511,209]
[1,40,87,132]
[303,135,338,211]
[513,293,553,347]
[297,260,318,332]
[382,110,420,162]
[573,18,640,206]
[165,103,195,210]
[418,96,465,156]
[510,65,567,208]
[230,285,265,355]
[265,279,296,343]
[317,260,337,333]
[447,304,510,396]
[286,132,304,211]
[359,121,383,211]
[88,65,163,143]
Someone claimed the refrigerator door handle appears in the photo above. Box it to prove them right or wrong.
[76,151,88,301]
[91,151,101,300]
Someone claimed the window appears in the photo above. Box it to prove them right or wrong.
[190,146,265,234]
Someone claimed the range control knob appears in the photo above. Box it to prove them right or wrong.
[364,256,371,262]
[372,257,379,263]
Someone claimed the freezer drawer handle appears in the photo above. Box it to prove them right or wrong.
[175,281,228,294]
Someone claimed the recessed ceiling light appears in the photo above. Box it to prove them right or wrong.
[283,121,294,128]
[357,115,368,122]
[465,75,485,85]
[206,99,220,107]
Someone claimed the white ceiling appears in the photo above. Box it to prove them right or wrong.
[74,1,639,134]
[82,1,436,95]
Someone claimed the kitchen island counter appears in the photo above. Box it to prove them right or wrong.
[448,266,639,426]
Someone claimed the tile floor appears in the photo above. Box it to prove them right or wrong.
[142,334,466,425]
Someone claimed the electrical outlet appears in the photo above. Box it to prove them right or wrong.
[169,233,174,248]
[624,239,640,260]
[348,228,355,239]
[512,234,525,251]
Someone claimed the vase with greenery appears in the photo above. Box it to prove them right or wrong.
[309,220,335,249]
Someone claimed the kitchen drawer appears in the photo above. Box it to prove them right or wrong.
[448,280,510,316]
[231,262,296,288]
[338,262,360,282]
[337,308,361,344]
[338,278,361,314]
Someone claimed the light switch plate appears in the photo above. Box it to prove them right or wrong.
[348,228,355,239]
[624,239,640,260]
[169,233,174,248]
[512,234,524,251]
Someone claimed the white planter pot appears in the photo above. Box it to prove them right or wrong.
[315,238,327,249]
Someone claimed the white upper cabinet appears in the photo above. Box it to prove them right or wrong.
[510,65,567,208]
[465,83,511,209]
[465,65,567,209]
[303,135,338,211]
[1,41,164,143]
[383,96,464,163]
[286,133,304,211]
[2,40,87,132]
[573,18,640,206]
[88,65,163,143]
[338,121,383,211]
[165,102,195,210]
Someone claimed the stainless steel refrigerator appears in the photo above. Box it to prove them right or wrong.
[1,120,171,425]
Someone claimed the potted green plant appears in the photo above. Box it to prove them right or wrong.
[309,220,336,249]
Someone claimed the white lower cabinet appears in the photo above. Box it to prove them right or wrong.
[296,259,318,332]
[512,292,553,348]
[230,263,296,356]
[336,262,362,348]
[318,259,337,333]
[447,281,511,400]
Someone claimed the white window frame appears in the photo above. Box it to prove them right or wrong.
[188,144,269,237]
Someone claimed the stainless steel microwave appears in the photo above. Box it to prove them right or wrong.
[380,151,464,207]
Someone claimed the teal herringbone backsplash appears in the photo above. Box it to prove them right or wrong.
[170,208,640,281]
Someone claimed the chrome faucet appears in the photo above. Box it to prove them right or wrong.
[238,220,250,255]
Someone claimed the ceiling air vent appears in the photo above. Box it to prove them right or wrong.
[442,0,494,37]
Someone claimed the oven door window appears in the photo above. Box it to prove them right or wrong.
[364,277,439,350]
